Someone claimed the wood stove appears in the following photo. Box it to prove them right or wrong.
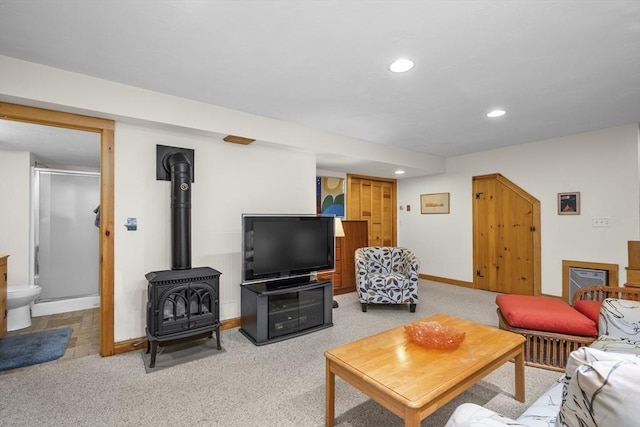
[145,267,221,368]
[145,147,222,368]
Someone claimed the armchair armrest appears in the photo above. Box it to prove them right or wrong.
[401,250,420,278]
[354,249,369,285]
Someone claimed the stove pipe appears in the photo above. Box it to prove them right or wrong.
[165,152,192,270]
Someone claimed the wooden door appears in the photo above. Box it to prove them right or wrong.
[473,174,540,295]
[347,175,396,247]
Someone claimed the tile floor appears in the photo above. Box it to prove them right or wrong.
[5,307,100,361]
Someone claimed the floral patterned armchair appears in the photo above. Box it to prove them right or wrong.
[354,246,420,312]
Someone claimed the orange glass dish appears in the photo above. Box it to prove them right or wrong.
[404,321,466,349]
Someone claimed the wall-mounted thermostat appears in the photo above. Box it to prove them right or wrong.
[125,217,137,231]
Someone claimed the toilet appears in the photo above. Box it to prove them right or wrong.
[6,285,42,331]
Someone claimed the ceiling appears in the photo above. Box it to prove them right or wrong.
[0,1,639,174]
[0,120,100,169]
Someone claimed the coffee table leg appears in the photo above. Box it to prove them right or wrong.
[326,359,335,426]
[404,408,420,427]
[514,344,525,402]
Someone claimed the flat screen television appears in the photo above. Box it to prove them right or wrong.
[241,214,335,285]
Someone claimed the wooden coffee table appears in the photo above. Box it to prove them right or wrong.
[325,313,525,426]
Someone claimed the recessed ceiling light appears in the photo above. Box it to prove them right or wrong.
[395,169,406,175]
[389,58,414,73]
[487,109,506,118]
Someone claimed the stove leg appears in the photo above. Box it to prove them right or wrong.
[216,327,221,350]
[149,342,158,369]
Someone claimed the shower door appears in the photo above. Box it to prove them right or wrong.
[35,168,100,301]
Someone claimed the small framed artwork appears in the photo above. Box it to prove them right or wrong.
[421,192,450,214]
[558,192,580,215]
[316,176,345,217]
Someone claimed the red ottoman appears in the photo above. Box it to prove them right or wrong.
[496,294,598,371]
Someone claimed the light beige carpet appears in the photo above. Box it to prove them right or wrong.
[0,280,561,426]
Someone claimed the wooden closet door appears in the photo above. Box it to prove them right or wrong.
[473,174,540,296]
[347,175,396,247]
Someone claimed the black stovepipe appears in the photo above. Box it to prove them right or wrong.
[164,152,192,270]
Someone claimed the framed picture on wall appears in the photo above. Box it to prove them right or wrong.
[421,192,450,214]
[317,176,345,217]
[558,192,580,215]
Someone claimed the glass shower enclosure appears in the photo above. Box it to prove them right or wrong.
[32,167,100,315]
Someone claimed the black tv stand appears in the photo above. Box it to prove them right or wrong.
[239,279,333,345]
[263,274,312,291]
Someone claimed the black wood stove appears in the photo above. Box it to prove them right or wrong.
[145,149,222,368]
[145,267,221,368]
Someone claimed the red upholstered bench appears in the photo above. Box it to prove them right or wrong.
[496,294,598,371]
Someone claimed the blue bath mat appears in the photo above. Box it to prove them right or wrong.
[0,327,73,372]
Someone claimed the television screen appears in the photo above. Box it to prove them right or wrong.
[242,215,335,285]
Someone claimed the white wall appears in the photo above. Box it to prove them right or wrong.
[398,124,640,296]
[0,150,32,285]
[114,123,316,340]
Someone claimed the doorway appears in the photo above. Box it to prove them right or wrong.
[0,102,115,356]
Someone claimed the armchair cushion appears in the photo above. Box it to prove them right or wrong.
[573,299,601,324]
[444,403,524,427]
[558,347,640,427]
[562,346,640,390]
[445,382,564,427]
[589,335,640,354]
[367,272,409,290]
[560,360,640,427]
[598,297,640,339]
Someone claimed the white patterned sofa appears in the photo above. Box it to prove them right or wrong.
[445,297,640,427]
[354,246,419,312]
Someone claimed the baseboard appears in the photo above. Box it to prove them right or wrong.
[420,274,473,288]
[114,337,149,354]
[113,317,242,355]
[221,317,241,330]
[421,274,561,298]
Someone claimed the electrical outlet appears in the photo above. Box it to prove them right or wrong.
[592,217,611,227]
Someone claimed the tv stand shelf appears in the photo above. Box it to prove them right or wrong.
[240,279,333,345]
